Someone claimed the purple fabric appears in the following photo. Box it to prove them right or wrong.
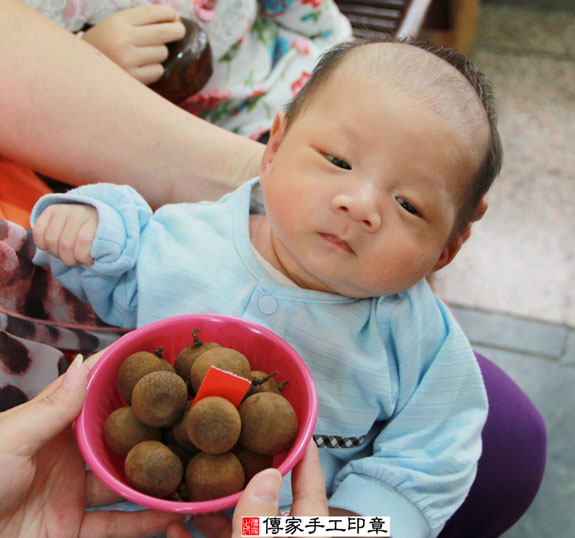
[439,353,547,537]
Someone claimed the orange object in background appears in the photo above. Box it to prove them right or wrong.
[0,157,52,228]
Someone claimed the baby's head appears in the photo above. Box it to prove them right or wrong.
[285,38,502,238]
[259,38,502,298]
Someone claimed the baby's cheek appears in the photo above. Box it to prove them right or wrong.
[268,185,304,222]
[388,239,432,289]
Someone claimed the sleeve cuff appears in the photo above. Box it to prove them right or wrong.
[329,474,431,538]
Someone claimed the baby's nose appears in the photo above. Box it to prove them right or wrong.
[333,191,381,232]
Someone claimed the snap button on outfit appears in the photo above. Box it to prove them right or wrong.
[258,295,278,315]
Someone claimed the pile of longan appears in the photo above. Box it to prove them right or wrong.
[103,329,298,502]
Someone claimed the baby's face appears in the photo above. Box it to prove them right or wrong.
[260,71,476,298]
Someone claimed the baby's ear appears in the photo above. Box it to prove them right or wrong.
[260,112,286,174]
[431,227,469,272]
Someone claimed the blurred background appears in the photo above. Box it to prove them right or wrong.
[422,0,574,535]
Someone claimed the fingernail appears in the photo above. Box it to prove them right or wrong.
[62,354,84,386]
[253,469,282,504]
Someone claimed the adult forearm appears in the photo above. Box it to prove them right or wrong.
[0,0,264,206]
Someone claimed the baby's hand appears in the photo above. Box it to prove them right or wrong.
[33,204,98,266]
[82,5,186,85]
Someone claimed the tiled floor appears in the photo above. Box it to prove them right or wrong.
[434,2,575,327]
[433,1,575,536]
[451,307,574,537]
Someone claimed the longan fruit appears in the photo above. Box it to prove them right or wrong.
[239,392,298,455]
[187,396,241,454]
[190,347,251,393]
[103,406,162,458]
[248,370,288,396]
[185,452,244,501]
[234,446,274,485]
[174,328,220,384]
[125,441,183,498]
[117,350,175,403]
[131,371,188,427]
[172,404,199,453]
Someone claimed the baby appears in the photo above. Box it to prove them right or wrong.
[32,38,502,537]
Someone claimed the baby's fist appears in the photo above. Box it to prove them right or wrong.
[33,204,99,266]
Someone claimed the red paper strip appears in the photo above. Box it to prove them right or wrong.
[192,366,251,408]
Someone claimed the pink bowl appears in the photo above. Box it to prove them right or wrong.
[76,314,318,513]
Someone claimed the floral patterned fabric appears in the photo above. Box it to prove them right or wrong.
[23,0,352,138]
[0,219,125,411]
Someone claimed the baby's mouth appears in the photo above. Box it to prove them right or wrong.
[320,233,355,254]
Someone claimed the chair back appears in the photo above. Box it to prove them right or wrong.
[335,0,432,39]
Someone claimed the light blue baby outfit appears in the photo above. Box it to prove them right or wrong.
[32,178,487,537]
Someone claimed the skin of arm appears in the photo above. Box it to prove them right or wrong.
[0,0,264,207]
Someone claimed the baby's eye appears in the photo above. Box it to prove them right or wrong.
[326,154,351,170]
[396,197,420,216]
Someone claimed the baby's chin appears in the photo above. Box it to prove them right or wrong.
[289,254,419,298]
[311,272,423,299]
[302,274,387,299]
